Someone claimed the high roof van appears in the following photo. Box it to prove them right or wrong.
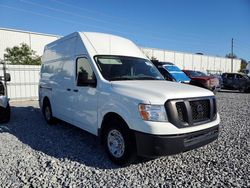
[39,32,220,165]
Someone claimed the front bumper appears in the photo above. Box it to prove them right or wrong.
[135,124,219,157]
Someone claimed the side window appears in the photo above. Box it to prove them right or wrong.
[236,74,243,79]
[158,68,172,81]
[76,57,96,87]
[227,74,234,80]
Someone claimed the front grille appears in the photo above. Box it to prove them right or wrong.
[176,102,186,122]
[165,97,217,128]
[190,99,210,122]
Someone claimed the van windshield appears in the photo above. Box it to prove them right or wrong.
[95,56,164,81]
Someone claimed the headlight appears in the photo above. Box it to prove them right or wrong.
[138,104,168,122]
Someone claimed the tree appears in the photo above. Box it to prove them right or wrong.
[239,58,248,72]
[4,43,41,65]
[225,53,237,59]
[150,56,158,61]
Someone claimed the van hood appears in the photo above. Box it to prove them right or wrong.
[111,80,214,104]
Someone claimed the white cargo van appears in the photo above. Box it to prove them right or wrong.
[39,32,220,165]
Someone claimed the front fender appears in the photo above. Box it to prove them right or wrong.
[98,95,140,130]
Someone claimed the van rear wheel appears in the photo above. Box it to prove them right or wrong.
[103,119,136,165]
[43,100,56,125]
[0,103,10,123]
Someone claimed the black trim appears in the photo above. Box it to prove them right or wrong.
[165,96,217,128]
[39,85,52,91]
[135,124,219,157]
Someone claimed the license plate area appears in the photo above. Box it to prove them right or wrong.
[184,128,219,147]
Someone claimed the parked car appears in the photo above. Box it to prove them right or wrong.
[183,70,221,92]
[151,60,190,83]
[39,32,220,165]
[207,70,223,88]
[241,63,250,77]
[221,73,250,92]
[0,73,11,123]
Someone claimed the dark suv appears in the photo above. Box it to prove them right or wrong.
[222,73,250,92]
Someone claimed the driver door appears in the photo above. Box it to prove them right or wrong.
[71,57,98,135]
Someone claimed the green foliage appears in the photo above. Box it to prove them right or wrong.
[150,56,158,60]
[4,43,41,65]
[240,58,248,71]
[225,53,237,59]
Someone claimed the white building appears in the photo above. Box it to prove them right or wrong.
[140,47,241,73]
[0,27,241,100]
[0,27,241,73]
[0,27,60,60]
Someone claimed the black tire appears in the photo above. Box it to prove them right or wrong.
[42,100,56,125]
[5,103,10,122]
[239,86,249,93]
[244,88,250,93]
[0,103,10,123]
[103,119,137,165]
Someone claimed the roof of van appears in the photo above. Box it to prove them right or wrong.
[79,32,146,59]
[43,32,147,63]
[43,32,147,60]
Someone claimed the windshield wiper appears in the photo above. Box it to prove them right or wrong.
[109,76,134,81]
[135,76,162,80]
[109,76,162,81]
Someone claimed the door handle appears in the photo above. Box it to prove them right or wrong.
[73,89,78,92]
[67,88,71,91]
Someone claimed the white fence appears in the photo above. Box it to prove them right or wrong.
[141,48,241,73]
[1,64,40,100]
[1,56,242,101]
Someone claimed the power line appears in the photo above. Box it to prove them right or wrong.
[0,4,125,33]
[2,2,219,47]
[20,0,127,28]
[20,0,222,46]
[50,0,137,25]
[50,0,215,44]
[234,39,250,46]
[234,44,250,52]
[234,41,250,49]
[234,46,250,55]
[0,3,231,56]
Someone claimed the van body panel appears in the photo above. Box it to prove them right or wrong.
[110,80,213,104]
[71,86,98,135]
[82,32,147,59]
[39,31,220,160]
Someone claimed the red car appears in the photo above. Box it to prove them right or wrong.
[182,70,220,92]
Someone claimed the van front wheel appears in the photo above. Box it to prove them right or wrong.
[104,120,136,165]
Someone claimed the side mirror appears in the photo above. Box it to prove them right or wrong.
[5,73,11,82]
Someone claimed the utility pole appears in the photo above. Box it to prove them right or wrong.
[231,38,234,73]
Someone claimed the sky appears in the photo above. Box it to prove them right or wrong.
[0,0,250,61]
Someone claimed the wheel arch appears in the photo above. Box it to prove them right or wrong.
[42,96,51,109]
[98,112,130,139]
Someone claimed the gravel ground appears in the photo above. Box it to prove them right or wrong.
[0,91,249,187]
